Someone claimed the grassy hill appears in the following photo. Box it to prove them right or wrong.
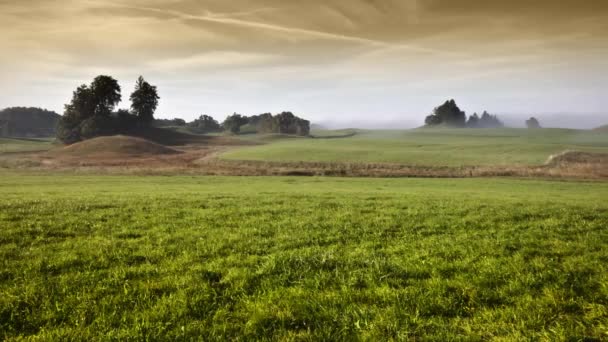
[222,128,608,167]
[0,107,61,137]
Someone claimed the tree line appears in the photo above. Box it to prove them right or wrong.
[424,99,504,128]
[157,112,310,136]
[425,99,541,129]
[57,75,310,144]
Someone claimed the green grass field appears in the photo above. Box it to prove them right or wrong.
[222,128,608,166]
[0,138,54,153]
[1,173,607,340]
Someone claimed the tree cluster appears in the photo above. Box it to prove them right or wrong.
[466,111,504,128]
[187,115,222,133]
[425,99,503,128]
[57,75,159,144]
[223,112,310,136]
[153,118,186,127]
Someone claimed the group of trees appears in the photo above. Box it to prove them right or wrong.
[151,112,310,136]
[424,100,504,128]
[57,75,159,144]
[56,75,311,143]
[223,112,310,136]
[0,107,60,137]
[466,111,504,128]
[188,115,222,133]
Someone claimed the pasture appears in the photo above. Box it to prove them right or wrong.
[0,138,53,153]
[1,173,607,340]
[222,128,608,166]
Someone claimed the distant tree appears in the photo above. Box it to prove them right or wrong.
[188,115,222,133]
[130,76,159,125]
[249,113,275,133]
[466,113,480,128]
[0,107,60,137]
[273,112,310,135]
[425,99,466,127]
[526,117,541,129]
[222,113,248,134]
[478,111,504,128]
[57,75,122,143]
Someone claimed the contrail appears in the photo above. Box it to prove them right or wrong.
[87,0,447,55]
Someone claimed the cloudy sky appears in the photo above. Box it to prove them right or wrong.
[1,0,607,127]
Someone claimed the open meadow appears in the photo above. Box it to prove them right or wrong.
[222,128,608,166]
[1,173,607,340]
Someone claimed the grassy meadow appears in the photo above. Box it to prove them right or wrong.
[0,138,53,153]
[1,173,607,340]
[222,128,608,166]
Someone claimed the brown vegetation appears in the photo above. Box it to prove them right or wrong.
[593,124,608,133]
[51,135,180,157]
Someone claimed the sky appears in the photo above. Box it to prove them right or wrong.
[1,0,607,128]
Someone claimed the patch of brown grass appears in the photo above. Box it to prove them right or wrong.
[51,135,180,158]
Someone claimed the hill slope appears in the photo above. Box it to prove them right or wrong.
[0,107,61,137]
[54,135,179,157]
[593,124,608,132]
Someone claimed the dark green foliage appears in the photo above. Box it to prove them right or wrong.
[425,99,466,127]
[527,117,541,129]
[130,76,159,124]
[57,76,122,144]
[274,111,311,136]
[57,76,160,144]
[154,118,187,127]
[243,112,310,136]
[222,113,249,134]
[90,76,122,117]
[475,111,504,128]
[187,115,222,133]
[0,107,60,137]
[248,113,276,133]
[466,113,480,127]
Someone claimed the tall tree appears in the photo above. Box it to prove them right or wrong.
[57,75,122,143]
[90,76,122,117]
[130,76,159,124]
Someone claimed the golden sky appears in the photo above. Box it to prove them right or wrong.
[1,0,607,126]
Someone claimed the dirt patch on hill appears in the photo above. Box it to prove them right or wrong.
[546,150,608,165]
[50,136,180,158]
[593,125,608,133]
